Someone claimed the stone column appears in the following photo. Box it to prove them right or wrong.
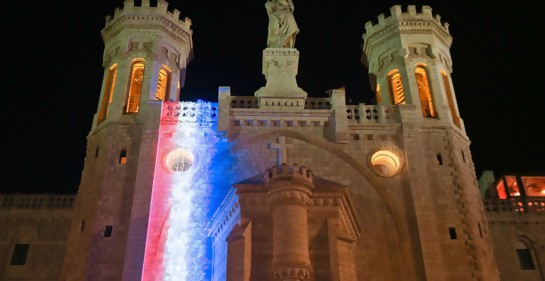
[265,164,313,281]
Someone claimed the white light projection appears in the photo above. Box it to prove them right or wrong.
[162,101,218,281]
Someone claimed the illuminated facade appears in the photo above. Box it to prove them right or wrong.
[481,173,545,281]
[1,2,544,281]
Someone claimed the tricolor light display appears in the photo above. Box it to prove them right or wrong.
[143,100,219,281]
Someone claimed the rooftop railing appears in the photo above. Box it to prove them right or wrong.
[0,194,75,209]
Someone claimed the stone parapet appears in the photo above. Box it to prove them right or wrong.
[484,198,545,215]
[363,5,451,45]
[0,194,75,209]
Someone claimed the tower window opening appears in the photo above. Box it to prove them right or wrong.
[95,147,100,158]
[478,223,483,238]
[415,65,436,118]
[124,59,145,114]
[98,64,118,124]
[177,80,181,98]
[387,70,406,105]
[521,176,545,197]
[436,153,443,165]
[375,84,382,104]
[505,176,520,197]
[155,65,172,101]
[441,70,461,128]
[515,240,536,270]
[461,149,466,163]
[496,179,508,199]
[517,249,536,270]
[448,227,457,240]
[104,225,113,237]
[10,244,30,265]
[119,150,127,165]
[80,220,86,232]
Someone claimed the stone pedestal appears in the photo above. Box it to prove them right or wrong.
[255,48,307,110]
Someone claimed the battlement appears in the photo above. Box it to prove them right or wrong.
[263,163,314,185]
[363,5,449,39]
[104,0,192,33]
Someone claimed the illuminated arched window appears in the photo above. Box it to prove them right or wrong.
[441,70,461,127]
[415,65,436,118]
[124,59,145,114]
[375,84,382,104]
[98,64,118,124]
[387,69,405,105]
[177,80,181,98]
[155,65,171,101]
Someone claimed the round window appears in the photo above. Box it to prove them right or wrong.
[368,150,402,177]
[165,148,195,172]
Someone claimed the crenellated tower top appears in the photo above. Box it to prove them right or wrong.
[101,0,193,67]
[103,0,192,34]
[363,5,451,47]
[361,4,464,131]
[263,163,314,186]
[91,0,194,130]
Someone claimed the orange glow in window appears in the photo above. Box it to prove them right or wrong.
[505,176,520,197]
[496,180,507,199]
[521,176,545,197]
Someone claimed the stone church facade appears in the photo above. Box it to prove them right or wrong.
[1,1,543,281]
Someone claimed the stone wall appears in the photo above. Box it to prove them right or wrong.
[0,194,73,281]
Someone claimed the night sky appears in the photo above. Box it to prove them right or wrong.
[3,1,543,194]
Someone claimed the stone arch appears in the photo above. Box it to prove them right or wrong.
[231,129,412,278]
[232,129,400,213]
[515,234,544,278]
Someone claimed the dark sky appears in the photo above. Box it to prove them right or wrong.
[2,1,543,194]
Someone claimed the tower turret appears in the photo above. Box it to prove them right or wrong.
[361,5,500,281]
[94,0,193,127]
[61,1,193,280]
[363,5,463,130]
[265,164,314,281]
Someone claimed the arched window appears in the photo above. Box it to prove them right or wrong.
[441,70,461,127]
[515,239,536,270]
[124,59,145,114]
[98,64,118,124]
[375,84,382,104]
[155,65,172,101]
[387,69,405,105]
[415,65,436,118]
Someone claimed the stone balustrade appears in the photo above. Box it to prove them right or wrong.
[0,194,75,209]
[483,198,545,214]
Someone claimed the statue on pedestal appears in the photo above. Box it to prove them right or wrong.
[266,0,299,48]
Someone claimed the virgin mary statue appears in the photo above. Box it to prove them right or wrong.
[265,0,299,48]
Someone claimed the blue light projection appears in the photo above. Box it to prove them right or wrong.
[161,100,222,281]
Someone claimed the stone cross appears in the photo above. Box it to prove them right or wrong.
[269,136,294,165]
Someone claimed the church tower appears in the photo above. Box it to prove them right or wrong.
[361,5,500,280]
[61,1,193,280]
